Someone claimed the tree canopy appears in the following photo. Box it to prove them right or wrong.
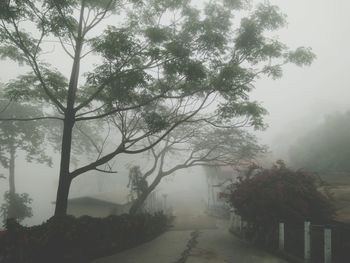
[0,0,315,215]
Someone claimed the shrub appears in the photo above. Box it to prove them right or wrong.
[227,161,335,245]
[0,212,169,263]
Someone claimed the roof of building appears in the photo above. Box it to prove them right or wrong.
[68,190,131,206]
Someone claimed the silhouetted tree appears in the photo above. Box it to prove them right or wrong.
[0,0,315,216]
[0,97,50,221]
[129,123,264,214]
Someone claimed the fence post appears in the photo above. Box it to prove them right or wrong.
[304,221,311,263]
[279,222,285,251]
[229,210,234,230]
[324,227,332,263]
[239,215,243,233]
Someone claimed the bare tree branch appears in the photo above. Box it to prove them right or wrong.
[0,116,63,121]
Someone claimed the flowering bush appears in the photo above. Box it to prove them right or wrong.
[228,161,335,245]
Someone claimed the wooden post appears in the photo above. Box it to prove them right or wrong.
[324,227,332,263]
[304,221,311,263]
[279,222,285,251]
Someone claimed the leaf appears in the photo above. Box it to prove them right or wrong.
[144,27,169,43]
[0,45,27,65]
[286,47,316,66]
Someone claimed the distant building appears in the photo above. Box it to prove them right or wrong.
[67,190,131,218]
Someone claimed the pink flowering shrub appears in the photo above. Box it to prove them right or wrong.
[230,161,334,225]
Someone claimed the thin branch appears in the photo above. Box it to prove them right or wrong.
[0,116,63,121]
[95,168,118,174]
[1,20,66,112]
[75,124,101,153]
[0,99,12,114]
[75,95,163,121]
[70,143,125,179]
[51,1,78,40]
[123,92,213,154]
[83,0,114,37]
[75,103,109,117]
[58,36,74,59]
[97,121,111,160]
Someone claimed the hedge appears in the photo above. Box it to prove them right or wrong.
[0,212,169,263]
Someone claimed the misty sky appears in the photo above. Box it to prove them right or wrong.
[251,0,350,158]
[0,0,350,224]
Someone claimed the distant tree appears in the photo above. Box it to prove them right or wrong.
[0,97,51,221]
[227,160,335,245]
[289,112,350,177]
[0,192,33,223]
[128,123,264,214]
[127,166,148,202]
[0,0,315,216]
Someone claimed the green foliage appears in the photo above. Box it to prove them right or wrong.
[229,161,334,224]
[141,109,169,133]
[0,0,315,129]
[0,0,316,216]
[0,191,33,223]
[287,47,316,66]
[0,213,168,263]
[4,69,68,104]
[217,101,268,130]
[0,99,52,168]
[144,27,169,43]
[190,127,265,164]
[289,112,350,177]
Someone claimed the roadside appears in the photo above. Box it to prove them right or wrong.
[186,221,287,263]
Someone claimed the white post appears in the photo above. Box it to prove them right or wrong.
[279,222,285,251]
[229,210,234,229]
[304,221,311,263]
[324,228,332,263]
[239,215,243,232]
[235,214,240,230]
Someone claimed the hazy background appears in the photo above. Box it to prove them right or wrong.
[0,0,349,225]
[252,0,350,159]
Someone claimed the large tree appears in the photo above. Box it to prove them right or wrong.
[0,97,51,220]
[0,0,315,216]
[128,123,264,214]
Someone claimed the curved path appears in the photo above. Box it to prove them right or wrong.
[91,213,287,263]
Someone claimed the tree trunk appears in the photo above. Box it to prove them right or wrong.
[53,5,85,216]
[129,191,150,215]
[7,143,16,219]
[54,116,74,216]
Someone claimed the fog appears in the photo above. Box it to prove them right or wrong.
[252,0,350,160]
[0,0,350,226]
